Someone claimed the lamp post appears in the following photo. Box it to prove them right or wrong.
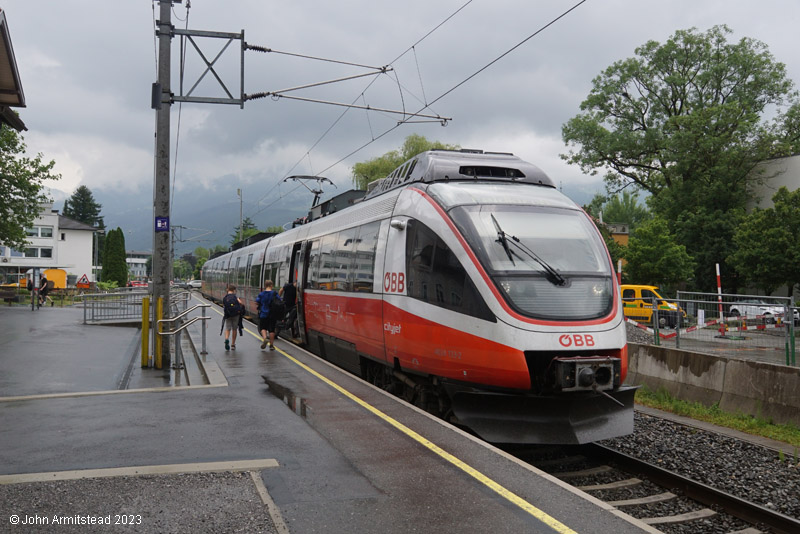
[237,188,243,244]
[93,228,105,282]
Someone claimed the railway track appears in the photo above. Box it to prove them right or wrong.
[513,443,800,534]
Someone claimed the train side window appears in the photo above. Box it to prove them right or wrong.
[233,257,241,286]
[333,227,357,291]
[250,255,261,289]
[263,262,279,289]
[318,233,337,291]
[406,220,494,321]
[245,254,253,288]
[306,239,321,289]
[351,222,380,292]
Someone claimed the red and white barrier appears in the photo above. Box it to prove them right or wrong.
[625,316,787,340]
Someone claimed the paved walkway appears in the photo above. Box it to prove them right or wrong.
[0,298,655,534]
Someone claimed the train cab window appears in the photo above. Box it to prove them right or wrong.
[405,220,494,321]
[351,222,379,292]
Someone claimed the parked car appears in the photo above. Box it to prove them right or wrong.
[728,299,789,324]
[621,284,685,328]
[188,280,202,289]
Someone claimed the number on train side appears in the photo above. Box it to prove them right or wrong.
[383,272,405,293]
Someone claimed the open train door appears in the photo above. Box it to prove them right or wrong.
[291,241,309,344]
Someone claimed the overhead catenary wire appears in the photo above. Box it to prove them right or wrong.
[245,1,475,219]
[315,0,591,178]
[170,1,191,216]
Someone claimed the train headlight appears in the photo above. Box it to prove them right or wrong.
[591,284,607,297]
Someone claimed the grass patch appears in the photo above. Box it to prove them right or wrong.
[635,385,800,449]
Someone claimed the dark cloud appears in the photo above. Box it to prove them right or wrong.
[5,0,798,250]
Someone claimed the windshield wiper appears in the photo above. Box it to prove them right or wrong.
[508,236,566,286]
[491,214,515,265]
[490,215,566,286]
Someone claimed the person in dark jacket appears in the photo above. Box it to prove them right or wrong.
[255,280,279,351]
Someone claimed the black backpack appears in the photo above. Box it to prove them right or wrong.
[222,293,242,318]
[265,291,285,319]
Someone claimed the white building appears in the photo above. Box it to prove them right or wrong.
[0,202,98,284]
[126,251,151,280]
[748,153,800,209]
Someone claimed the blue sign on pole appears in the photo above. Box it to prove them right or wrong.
[155,216,170,232]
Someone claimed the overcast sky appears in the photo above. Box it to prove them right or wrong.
[4,0,799,229]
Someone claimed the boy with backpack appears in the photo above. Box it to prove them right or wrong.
[255,279,284,351]
[222,284,244,351]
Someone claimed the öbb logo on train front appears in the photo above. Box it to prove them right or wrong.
[558,334,595,347]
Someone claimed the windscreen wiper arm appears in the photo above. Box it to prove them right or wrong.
[491,214,515,265]
[508,236,566,286]
[490,214,566,286]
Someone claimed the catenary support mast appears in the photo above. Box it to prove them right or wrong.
[153,0,174,366]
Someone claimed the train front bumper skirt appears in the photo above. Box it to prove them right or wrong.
[449,385,637,445]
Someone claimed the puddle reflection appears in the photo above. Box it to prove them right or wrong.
[262,376,310,418]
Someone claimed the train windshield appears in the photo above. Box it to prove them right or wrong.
[450,203,613,321]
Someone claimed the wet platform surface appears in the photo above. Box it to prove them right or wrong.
[0,296,656,534]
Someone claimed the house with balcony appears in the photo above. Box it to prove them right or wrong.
[0,202,97,285]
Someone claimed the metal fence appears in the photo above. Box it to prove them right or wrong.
[82,289,192,324]
[624,292,797,366]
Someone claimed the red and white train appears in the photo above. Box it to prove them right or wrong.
[201,150,635,444]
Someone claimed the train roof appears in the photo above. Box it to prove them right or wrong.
[364,149,555,201]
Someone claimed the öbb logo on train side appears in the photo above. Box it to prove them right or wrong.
[558,334,595,347]
[383,272,405,293]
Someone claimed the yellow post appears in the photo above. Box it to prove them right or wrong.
[155,296,163,369]
[141,296,150,367]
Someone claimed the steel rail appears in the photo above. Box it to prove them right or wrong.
[583,443,800,534]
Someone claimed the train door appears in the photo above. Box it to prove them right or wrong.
[294,241,310,344]
[381,217,409,366]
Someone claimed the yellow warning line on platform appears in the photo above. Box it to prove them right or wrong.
[241,323,578,534]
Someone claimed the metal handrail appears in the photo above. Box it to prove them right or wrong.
[157,303,212,369]
[159,303,210,324]
[158,315,207,335]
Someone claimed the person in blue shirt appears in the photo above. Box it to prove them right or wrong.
[255,279,278,350]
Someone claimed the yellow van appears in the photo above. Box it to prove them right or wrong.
[621,284,683,328]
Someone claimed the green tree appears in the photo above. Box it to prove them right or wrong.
[562,25,800,290]
[730,187,800,295]
[264,225,284,234]
[191,247,210,280]
[0,123,60,250]
[63,185,105,266]
[351,134,459,190]
[597,223,626,268]
[584,190,650,231]
[101,228,128,286]
[623,217,695,290]
[192,257,206,280]
[230,216,259,245]
[173,258,192,280]
[601,191,649,231]
[62,185,103,227]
